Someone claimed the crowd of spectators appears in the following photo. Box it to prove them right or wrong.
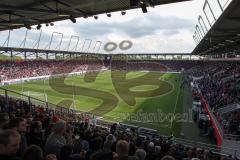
[0,59,104,82]
[0,95,238,160]
[110,60,240,110]
[186,61,240,135]
[194,62,240,110]
[220,111,240,135]
[111,60,240,136]
[0,59,240,159]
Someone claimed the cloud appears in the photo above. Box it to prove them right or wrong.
[0,1,200,53]
[66,14,195,39]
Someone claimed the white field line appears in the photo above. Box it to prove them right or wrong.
[170,81,181,129]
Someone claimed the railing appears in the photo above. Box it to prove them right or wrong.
[216,103,240,141]
[174,137,240,158]
[208,105,224,140]
[1,86,240,157]
[193,83,224,146]
[97,115,240,157]
[217,103,240,114]
[222,74,240,83]
[0,87,77,116]
[224,134,240,141]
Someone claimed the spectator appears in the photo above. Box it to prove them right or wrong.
[45,120,67,156]
[73,135,89,153]
[116,140,138,160]
[86,137,103,160]
[22,145,43,160]
[0,129,21,160]
[59,144,74,160]
[27,121,44,148]
[0,112,9,131]
[9,117,28,156]
[103,134,115,151]
[89,151,115,160]
[161,155,175,160]
[134,149,146,160]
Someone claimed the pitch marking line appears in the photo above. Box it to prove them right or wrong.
[170,79,181,130]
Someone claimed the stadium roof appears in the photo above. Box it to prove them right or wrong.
[0,46,190,56]
[192,0,240,56]
[0,0,190,31]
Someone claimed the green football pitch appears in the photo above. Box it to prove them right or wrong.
[2,71,187,136]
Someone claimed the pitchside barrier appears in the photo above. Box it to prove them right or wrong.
[0,87,240,157]
[0,68,108,86]
[191,79,224,146]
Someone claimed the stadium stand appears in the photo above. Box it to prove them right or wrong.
[1,0,240,159]
[0,60,104,82]
[0,59,240,160]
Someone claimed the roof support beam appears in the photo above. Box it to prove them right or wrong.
[0,4,56,13]
[226,17,240,22]
[52,0,90,15]
[0,4,80,16]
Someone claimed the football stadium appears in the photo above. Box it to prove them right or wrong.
[0,0,240,160]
